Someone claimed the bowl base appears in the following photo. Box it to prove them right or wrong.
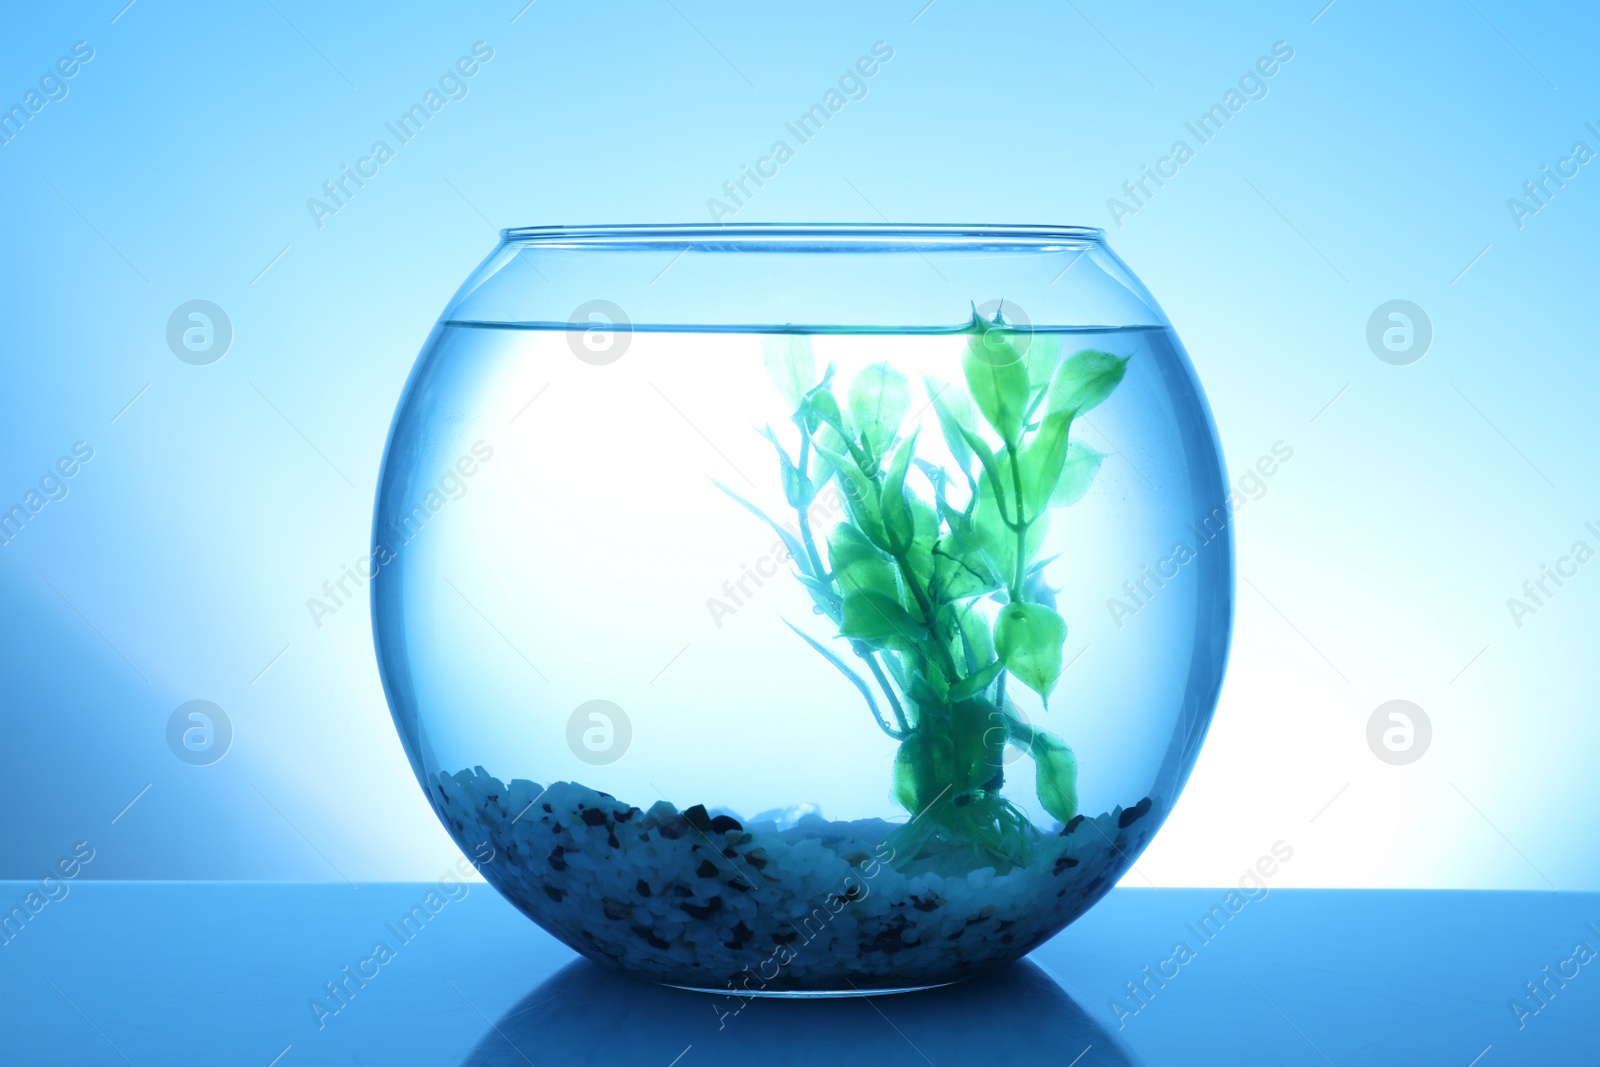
[663,979,957,999]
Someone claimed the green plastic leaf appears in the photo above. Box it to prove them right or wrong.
[971,457,1047,585]
[757,425,811,508]
[930,490,965,535]
[781,618,894,738]
[827,523,899,602]
[967,481,1010,572]
[995,601,1068,703]
[878,428,921,554]
[811,438,889,549]
[1018,408,1075,518]
[879,647,909,691]
[951,600,996,666]
[805,388,847,434]
[1022,566,1058,614]
[963,324,1031,446]
[923,374,978,476]
[848,362,911,460]
[1051,440,1106,507]
[915,459,965,532]
[807,422,848,487]
[1033,736,1079,823]
[1047,349,1129,416]
[902,497,940,594]
[948,660,1004,702]
[951,697,1005,791]
[841,588,928,644]
[763,336,816,410]
[1024,334,1062,392]
[1025,551,1062,578]
[956,425,1007,516]
[711,480,804,565]
[793,572,840,616]
[893,730,954,815]
[931,534,999,603]
[908,669,947,709]
[781,464,808,508]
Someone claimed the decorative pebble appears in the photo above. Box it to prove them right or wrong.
[433,768,1159,989]
[1118,796,1154,829]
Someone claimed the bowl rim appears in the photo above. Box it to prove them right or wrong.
[498,223,1107,246]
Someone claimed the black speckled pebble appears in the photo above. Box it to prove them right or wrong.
[680,896,724,920]
[1118,796,1153,829]
[632,925,670,950]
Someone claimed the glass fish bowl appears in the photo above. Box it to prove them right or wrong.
[373,224,1233,995]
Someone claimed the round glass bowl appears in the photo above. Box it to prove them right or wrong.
[373,225,1233,994]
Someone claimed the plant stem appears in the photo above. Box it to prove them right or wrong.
[892,549,959,684]
[790,424,913,736]
[794,431,830,582]
[863,693,901,739]
[864,652,909,733]
[1005,441,1029,598]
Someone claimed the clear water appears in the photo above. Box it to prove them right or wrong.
[372,322,1231,989]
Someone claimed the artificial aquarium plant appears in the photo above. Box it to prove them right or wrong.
[721,309,1127,869]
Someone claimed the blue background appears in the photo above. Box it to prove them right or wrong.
[1,0,1595,892]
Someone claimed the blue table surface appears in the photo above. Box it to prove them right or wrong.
[0,883,1594,1065]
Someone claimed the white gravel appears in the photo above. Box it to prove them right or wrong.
[432,767,1159,992]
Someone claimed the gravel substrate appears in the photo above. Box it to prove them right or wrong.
[432,767,1159,992]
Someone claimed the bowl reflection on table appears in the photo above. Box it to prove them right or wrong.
[459,957,1140,1067]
